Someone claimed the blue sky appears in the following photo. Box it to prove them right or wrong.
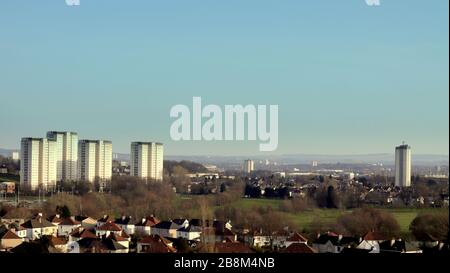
[0,0,448,155]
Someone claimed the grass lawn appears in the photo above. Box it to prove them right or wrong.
[225,198,448,233]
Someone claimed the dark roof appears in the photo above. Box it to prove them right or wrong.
[11,242,49,254]
[101,238,127,251]
[97,215,114,222]
[172,218,188,225]
[280,243,316,253]
[47,214,62,224]
[21,217,55,229]
[379,240,406,253]
[135,216,160,227]
[313,233,359,246]
[177,225,202,232]
[74,215,94,222]
[153,221,179,230]
[114,216,133,225]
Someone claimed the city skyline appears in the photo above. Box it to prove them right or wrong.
[0,0,448,155]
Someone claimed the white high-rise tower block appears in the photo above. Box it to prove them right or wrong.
[130,142,164,181]
[244,159,254,174]
[78,140,112,183]
[20,137,57,191]
[46,131,78,181]
[395,143,411,187]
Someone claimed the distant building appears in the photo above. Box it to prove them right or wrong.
[78,140,112,183]
[395,143,411,187]
[312,161,318,167]
[130,142,164,181]
[10,151,19,161]
[0,182,15,194]
[243,159,254,174]
[20,137,57,191]
[46,131,78,181]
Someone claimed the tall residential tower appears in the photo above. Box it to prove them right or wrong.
[20,138,57,191]
[244,159,254,174]
[46,131,78,181]
[395,143,411,187]
[78,140,112,183]
[130,142,164,181]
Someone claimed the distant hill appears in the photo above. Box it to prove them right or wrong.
[164,160,208,174]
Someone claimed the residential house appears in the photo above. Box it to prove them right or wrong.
[137,235,176,253]
[47,214,63,225]
[177,225,202,241]
[312,232,360,253]
[57,217,81,237]
[114,216,135,235]
[96,215,115,228]
[20,215,57,240]
[8,223,27,239]
[280,242,316,253]
[96,221,123,238]
[244,229,272,248]
[74,216,97,229]
[0,228,23,251]
[47,235,68,253]
[356,231,387,253]
[151,221,180,238]
[135,216,160,236]
[284,232,309,248]
[202,227,237,244]
[69,227,97,242]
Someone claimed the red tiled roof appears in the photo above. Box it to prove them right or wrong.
[97,221,122,231]
[70,227,97,239]
[135,216,161,227]
[363,231,387,241]
[287,232,308,242]
[138,235,176,253]
[1,229,21,240]
[281,243,316,253]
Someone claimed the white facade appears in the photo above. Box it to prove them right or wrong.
[20,138,57,191]
[78,140,112,183]
[130,142,164,181]
[46,131,78,181]
[395,144,411,187]
[11,151,20,161]
[244,159,254,174]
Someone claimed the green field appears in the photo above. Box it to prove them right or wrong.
[232,198,447,232]
[178,195,448,233]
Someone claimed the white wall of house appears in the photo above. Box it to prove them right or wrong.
[58,224,81,237]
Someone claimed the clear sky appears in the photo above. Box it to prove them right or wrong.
[0,0,448,156]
